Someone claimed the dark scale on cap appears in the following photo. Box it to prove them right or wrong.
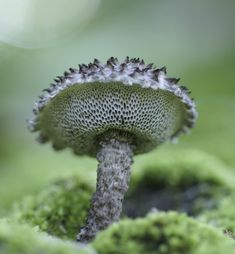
[28,57,197,156]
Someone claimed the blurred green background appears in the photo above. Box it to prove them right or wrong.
[0,0,235,216]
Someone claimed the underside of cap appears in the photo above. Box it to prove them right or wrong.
[28,57,197,156]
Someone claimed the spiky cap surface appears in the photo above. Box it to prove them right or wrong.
[28,57,197,156]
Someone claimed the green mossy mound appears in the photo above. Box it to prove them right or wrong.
[123,149,234,218]
[92,211,235,254]
[0,219,95,254]
[13,176,93,240]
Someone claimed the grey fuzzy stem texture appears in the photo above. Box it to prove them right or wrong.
[77,139,133,243]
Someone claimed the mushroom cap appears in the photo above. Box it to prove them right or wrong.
[28,57,197,156]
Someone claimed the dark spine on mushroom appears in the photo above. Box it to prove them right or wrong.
[77,139,133,242]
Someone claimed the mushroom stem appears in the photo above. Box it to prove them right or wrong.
[77,139,133,242]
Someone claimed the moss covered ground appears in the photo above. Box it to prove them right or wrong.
[7,149,235,253]
[93,212,235,254]
[0,219,95,254]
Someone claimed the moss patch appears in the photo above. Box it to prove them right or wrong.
[199,194,235,237]
[12,150,235,242]
[123,150,234,218]
[0,219,94,254]
[92,211,235,254]
[13,176,93,240]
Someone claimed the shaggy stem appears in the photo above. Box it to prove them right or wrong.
[77,139,133,243]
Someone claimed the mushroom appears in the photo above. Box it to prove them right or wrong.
[28,57,197,242]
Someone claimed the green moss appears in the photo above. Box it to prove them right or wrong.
[199,194,235,237]
[13,176,93,240]
[92,211,235,254]
[13,149,235,242]
[134,149,234,189]
[0,219,95,254]
[123,149,234,218]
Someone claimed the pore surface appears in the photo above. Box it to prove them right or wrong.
[39,82,186,156]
